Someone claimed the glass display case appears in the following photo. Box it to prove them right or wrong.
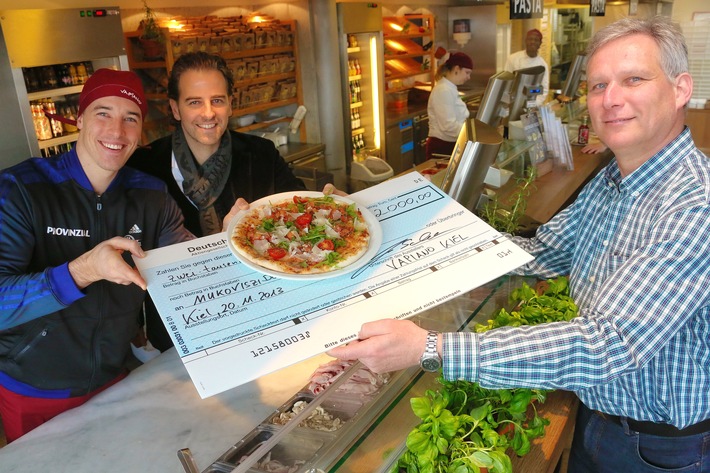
[194,275,577,473]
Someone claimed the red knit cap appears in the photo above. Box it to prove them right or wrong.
[78,69,148,118]
[527,29,543,40]
[445,52,474,70]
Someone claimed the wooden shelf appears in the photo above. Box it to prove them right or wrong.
[222,46,294,60]
[28,85,83,101]
[129,60,168,70]
[235,71,296,88]
[385,69,432,82]
[232,97,298,117]
[235,116,290,133]
[124,18,305,142]
[385,52,429,61]
[383,14,435,89]
[38,132,79,150]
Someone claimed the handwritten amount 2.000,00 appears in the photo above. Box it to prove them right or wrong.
[250,331,311,358]
[371,190,433,219]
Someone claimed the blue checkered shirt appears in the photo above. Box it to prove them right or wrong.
[443,127,710,428]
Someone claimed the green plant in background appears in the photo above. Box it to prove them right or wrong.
[391,277,577,473]
[139,0,164,43]
[474,276,578,332]
[479,167,536,235]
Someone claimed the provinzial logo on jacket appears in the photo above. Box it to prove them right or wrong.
[46,226,90,237]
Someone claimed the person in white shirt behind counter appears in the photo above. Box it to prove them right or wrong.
[425,52,473,161]
[505,28,550,106]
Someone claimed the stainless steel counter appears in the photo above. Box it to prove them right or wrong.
[384,86,485,128]
[0,275,578,473]
[278,142,326,164]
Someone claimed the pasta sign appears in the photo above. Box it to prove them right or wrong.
[510,0,542,19]
[590,0,606,17]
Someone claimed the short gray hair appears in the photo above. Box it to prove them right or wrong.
[586,16,688,81]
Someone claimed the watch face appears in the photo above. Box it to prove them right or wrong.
[421,356,441,372]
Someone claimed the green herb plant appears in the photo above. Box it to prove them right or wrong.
[474,276,577,332]
[139,0,164,43]
[391,276,577,473]
[479,167,536,235]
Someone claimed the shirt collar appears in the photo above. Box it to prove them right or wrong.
[603,127,694,194]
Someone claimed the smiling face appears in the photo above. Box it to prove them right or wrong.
[169,68,232,164]
[586,33,692,174]
[525,33,542,58]
[75,95,142,194]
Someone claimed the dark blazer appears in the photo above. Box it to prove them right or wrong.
[128,129,306,236]
[127,130,305,350]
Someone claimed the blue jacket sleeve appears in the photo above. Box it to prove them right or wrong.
[0,173,84,330]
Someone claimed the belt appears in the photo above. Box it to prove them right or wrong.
[596,411,710,438]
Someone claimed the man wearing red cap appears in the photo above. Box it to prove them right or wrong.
[0,69,206,442]
[504,28,550,105]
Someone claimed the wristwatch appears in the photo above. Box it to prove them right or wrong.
[419,331,442,372]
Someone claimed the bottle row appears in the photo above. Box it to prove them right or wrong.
[349,80,362,104]
[351,133,366,154]
[22,62,95,92]
[31,99,78,141]
[347,59,362,77]
[350,109,362,130]
[40,142,74,158]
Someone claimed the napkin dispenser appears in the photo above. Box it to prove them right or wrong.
[259,130,288,147]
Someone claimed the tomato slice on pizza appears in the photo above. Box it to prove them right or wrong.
[231,195,371,275]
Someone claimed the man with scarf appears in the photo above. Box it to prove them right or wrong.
[128,52,306,350]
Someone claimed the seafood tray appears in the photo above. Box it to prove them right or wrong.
[199,361,417,473]
[210,426,331,473]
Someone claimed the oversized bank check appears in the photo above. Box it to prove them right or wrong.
[134,172,533,398]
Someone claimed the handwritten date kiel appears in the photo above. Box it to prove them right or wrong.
[181,286,285,325]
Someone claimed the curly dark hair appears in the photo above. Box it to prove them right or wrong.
[167,51,234,101]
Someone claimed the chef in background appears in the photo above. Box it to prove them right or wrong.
[425,52,473,161]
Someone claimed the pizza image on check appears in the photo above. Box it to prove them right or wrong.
[229,192,376,276]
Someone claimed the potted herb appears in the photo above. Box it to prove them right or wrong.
[479,167,536,236]
[390,277,578,473]
[138,0,165,60]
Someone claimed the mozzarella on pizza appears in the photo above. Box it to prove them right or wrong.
[231,195,371,274]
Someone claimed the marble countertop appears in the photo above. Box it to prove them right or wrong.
[0,347,333,472]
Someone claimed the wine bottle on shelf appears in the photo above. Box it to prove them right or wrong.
[32,103,53,141]
[577,115,589,145]
[63,107,78,133]
[47,101,64,138]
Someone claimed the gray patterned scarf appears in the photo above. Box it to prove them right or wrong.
[172,126,232,235]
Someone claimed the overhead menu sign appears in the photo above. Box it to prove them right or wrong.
[590,0,606,17]
[510,0,542,19]
[134,172,534,398]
